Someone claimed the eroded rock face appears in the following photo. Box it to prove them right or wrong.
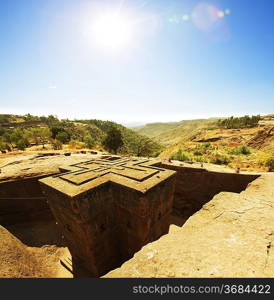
[104,174,274,278]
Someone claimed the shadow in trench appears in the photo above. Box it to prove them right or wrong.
[5,218,66,247]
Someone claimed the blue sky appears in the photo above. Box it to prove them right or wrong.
[0,0,273,124]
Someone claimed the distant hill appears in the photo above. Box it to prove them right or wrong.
[74,119,163,156]
[134,118,219,145]
[134,116,274,172]
[123,121,146,128]
[0,114,162,157]
[134,121,182,138]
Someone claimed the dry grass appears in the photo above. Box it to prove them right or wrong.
[159,125,274,172]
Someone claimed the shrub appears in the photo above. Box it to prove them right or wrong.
[16,139,26,150]
[265,156,274,170]
[68,140,77,149]
[210,153,230,165]
[228,146,251,155]
[56,131,70,144]
[193,156,207,163]
[203,142,211,148]
[170,149,191,161]
[194,150,202,156]
[200,142,212,152]
[0,141,10,151]
[52,139,62,150]
[84,136,95,149]
[68,140,85,149]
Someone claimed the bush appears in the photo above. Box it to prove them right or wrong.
[228,146,251,155]
[16,139,26,150]
[265,156,274,170]
[0,141,10,151]
[202,142,211,149]
[210,153,230,165]
[68,140,85,149]
[52,139,62,150]
[193,156,207,163]
[103,125,124,154]
[194,150,202,156]
[56,131,70,144]
[84,136,95,149]
[170,149,191,161]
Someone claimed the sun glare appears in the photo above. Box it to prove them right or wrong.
[92,12,133,50]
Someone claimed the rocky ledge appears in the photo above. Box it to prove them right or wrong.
[104,173,274,277]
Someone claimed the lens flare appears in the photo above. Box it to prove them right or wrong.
[182,14,190,22]
[191,3,231,41]
[217,11,225,18]
[192,3,219,31]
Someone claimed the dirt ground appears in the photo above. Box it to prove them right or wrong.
[0,225,72,278]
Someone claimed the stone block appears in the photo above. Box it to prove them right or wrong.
[39,157,176,277]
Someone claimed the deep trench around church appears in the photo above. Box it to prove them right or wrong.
[0,155,260,277]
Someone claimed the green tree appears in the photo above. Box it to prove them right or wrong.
[218,115,261,129]
[3,132,14,150]
[0,137,10,151]
[42,115,59,126]
[50,126,64,139]
[10,128,25,146]
[39,128,51,148]
[16,139,26,150]
[26,128,51,148]
[103,125,124,154]
[56,131,70,144]
[135,136,161,157]
[23,113,40,121]
[84,136,95,149]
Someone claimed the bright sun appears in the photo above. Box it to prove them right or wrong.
[92,12,133,50]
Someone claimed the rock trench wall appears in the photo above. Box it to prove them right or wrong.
[0,176,54,225]
[0,163,259,232]
[104,174,274,278]
[158,163,260,223]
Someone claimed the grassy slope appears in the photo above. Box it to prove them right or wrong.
[76,119,162,155]
[134,118,274,171]
[134,122,182,138]
[134,118,219,145]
